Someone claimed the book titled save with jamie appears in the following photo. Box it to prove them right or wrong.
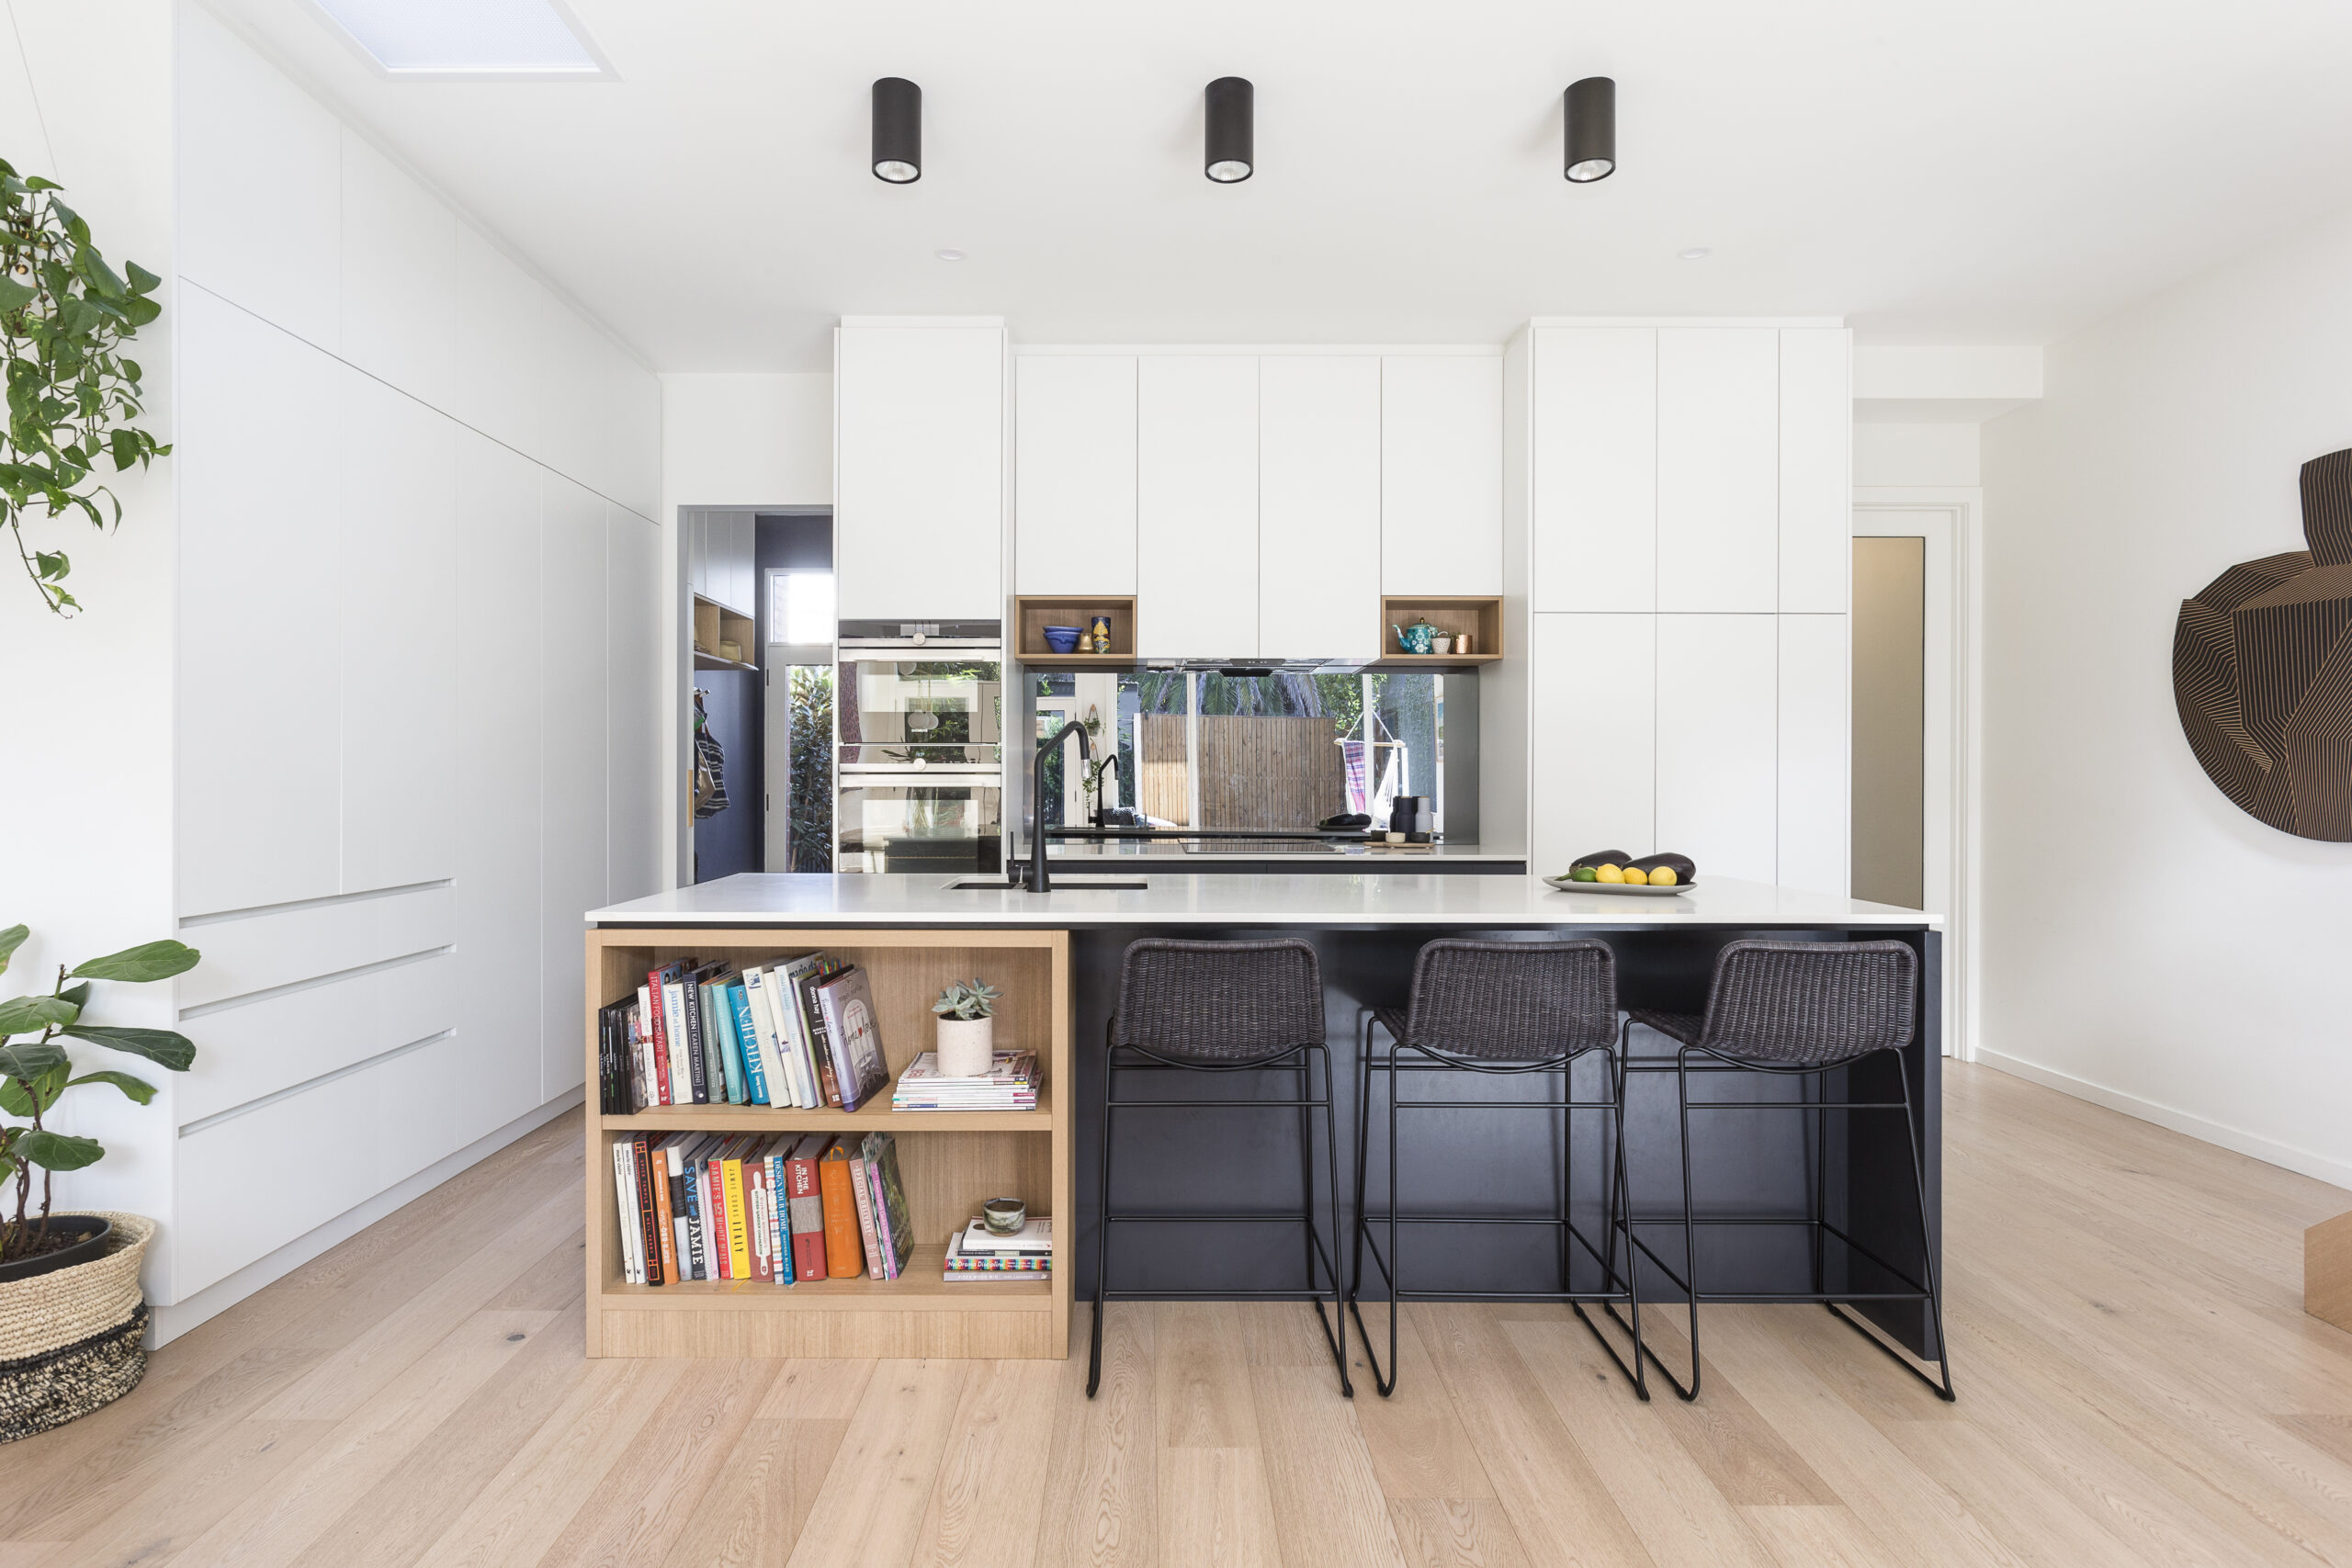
[812,967,891,1112]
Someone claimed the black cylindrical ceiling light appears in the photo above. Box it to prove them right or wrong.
[1204,76,1253,183]
[1564,76,1615,183]
[872,77,922,184]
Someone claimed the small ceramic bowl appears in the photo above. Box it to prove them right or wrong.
[982,1197,1027,1235]
[1043,626,1082,654]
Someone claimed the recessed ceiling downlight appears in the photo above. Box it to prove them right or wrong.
[313,0,604,76]
[1679,246,1712,260]
[935,249,966,262]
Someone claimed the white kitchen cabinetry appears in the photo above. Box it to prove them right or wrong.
[1656,615,1780,885]
[1531,327,1657,611]
[836,323,1006,620]
[684,512,756,615]
[1529,614,1656,876]
[1137,355,1259,658]
[339,130,456,414]
[1260,356,1380,659]
[1382,355,1503,595]
[1776,614,1850,896]
[1016,355,1138,595]
[1656,329,1780,613]
[1778,328,1853,615]
[540,476,608,1100]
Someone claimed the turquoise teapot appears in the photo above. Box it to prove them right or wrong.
[1392,616,1439,656]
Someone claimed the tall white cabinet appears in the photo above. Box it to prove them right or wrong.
[836,321,1006,621]
[1524,323,1851,892]
[1136,355,1260,657]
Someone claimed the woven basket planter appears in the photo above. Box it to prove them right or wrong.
[0,1212,154,1444]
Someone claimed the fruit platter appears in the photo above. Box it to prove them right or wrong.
[1543,850,1698,897]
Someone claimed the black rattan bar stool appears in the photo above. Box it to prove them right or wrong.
[1089,938,1351,1399]
[1613,939,1954,1404]
[1347,939,1648,1400]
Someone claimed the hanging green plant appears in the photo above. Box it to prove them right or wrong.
[1,157,168,617]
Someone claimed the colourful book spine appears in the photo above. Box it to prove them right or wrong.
[643,971,673,1106]
[735,975,773,1106]
[611,1141,640,1284]
[649,1135,679,1285]
[786,1134,829,1281]
[869,1132,913,1280]
[665,1140,695,1280]
[719,983,753,1104]
[663,977,694,1104]
[767,1151,795,1284]
[848,1149,884,1280]
[722,1154,754,1280]
[746,1154,775,1283]
[862,1142,897,1280]
[678,1139,708,1280]
[631,1134,663,1286]
[706,1150,731,1279]
[818,1141,865,1281]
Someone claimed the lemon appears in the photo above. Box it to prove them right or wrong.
[1622,865,1649,885]
[1569,866,1598,883]
[1593,863,1624,884]
[1648,866,1678,886]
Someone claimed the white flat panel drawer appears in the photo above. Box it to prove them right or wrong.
[1657,329,1779,613]
[1532,327,1657,611]
[177,953,455,1125]
[176,1067,383,1297]
[1656,614,1779,883]
[1529,614,1655,877]
[177,885,454,1012]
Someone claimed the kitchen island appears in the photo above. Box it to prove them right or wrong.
[584,873,1941,1362]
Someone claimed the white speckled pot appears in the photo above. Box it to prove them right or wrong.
[935,1016,995,1077]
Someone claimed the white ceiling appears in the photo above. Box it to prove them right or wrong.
[206,0,2352,372]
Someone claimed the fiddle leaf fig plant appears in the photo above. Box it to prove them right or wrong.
[0,925,198,1264]
[1,157,169,616]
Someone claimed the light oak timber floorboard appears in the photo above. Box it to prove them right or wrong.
[287,1311,596,1568]
[1250,1363,1412,1568]
[1346,1303,1496,1500]
[255,1185,582,1424]
[1156,1301,1261,1450]
[529,1358,777,1568]
[1505,1314,1781,1568]
[1155,1448,1284,1568]
[1739,1504,1903,1568]
[1386,1499,1534,1568]
[407,1356,685,1568]
[166,1308,555,1568]
[657,1417,850,1568]
[911,1359,1064,1568]
[1408,1304,1657,1568]
[784,1359,973,1568]
[1035,1304,1156,1568]
[21,1074,2352,1568]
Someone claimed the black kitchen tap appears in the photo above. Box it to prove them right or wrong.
[1027,719,1091,893]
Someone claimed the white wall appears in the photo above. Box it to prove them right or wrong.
[130,5,663,1331]
[0,0,181,1257]
[1855,423,1981,488]
[1980,207,2352,1190]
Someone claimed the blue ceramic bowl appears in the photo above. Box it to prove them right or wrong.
[1043,626,1082,654]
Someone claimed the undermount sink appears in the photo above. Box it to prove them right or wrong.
[945,877,1151,892]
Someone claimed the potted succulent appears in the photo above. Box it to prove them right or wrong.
[0,924,198,1442]
[931,978,1001,1077]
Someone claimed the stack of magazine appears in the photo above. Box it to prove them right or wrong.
[944,1215,1052,1281]
[890,1049,1040,1111]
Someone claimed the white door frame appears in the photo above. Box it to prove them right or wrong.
[1854,487,1984,1062]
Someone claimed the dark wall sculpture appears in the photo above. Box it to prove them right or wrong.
[2174,447,2352,840]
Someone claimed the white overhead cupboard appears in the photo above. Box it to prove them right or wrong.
[1009,349,1505,659]
[1520,322,1852,893]
[834,320,1007,621]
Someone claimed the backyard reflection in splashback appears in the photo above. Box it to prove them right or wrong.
[1033,671,1447,833]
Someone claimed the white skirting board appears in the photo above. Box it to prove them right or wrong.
[1974,1050,2352,1194]
[146,1087,583,1348]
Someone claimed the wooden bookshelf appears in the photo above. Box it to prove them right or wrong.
[692,593,757,671]
[583,927,1071,1359]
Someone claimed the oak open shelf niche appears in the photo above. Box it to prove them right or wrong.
[691,593,757,671]
[1013,594,1137,669]
[584,926,1071,1359]
[1372,593,1505,670]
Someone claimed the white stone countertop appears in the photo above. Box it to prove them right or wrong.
[1040,840,1522,863]
[590,873,1940,930]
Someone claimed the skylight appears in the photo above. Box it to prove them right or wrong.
[315,0,607,77]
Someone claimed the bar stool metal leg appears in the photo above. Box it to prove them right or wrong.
[1088,1022,1116,1398]
[1823,1060,1956,1401]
